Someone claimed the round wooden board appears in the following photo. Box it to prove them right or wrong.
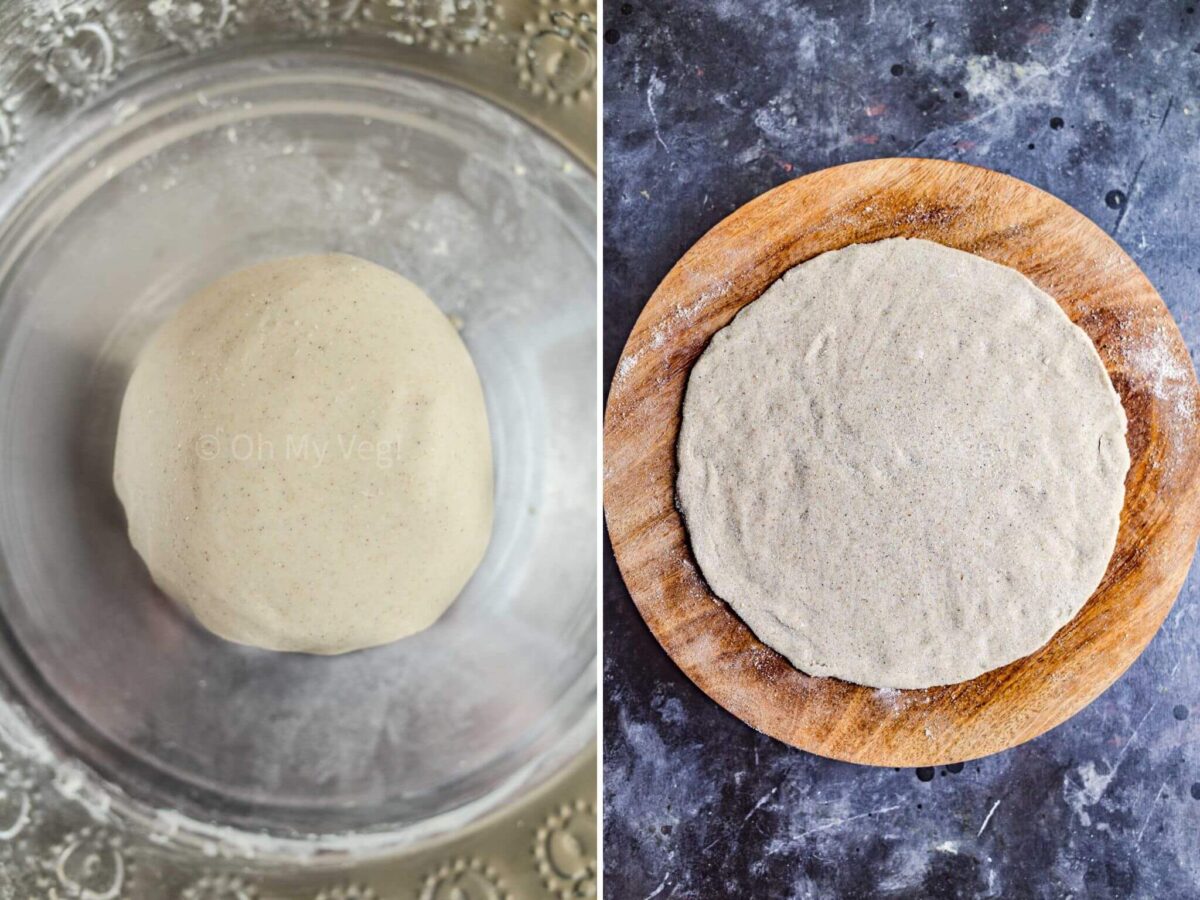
[603,157,1200,767]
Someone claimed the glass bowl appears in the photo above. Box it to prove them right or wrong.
[0,2,595,892]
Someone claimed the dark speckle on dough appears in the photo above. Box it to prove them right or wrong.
[1173,704,1189,720]
[916,767,936,782]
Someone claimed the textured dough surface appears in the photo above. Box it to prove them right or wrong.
[676,238,1129,689]
[114,254,493,654]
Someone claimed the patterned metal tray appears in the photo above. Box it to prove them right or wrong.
[0,1,596,896]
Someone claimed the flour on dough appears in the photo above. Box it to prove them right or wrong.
[676,238,1129,689]
[114,254,493,654]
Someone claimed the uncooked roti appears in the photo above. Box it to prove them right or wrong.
[114,254,493,654]
[677,238,1129,689]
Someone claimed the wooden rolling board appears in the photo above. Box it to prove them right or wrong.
[603,157,1200,767]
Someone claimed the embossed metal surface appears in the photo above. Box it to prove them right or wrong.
[0,740,596,896]
[0,0,596,895]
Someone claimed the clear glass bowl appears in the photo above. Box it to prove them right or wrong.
[0,25,595,876]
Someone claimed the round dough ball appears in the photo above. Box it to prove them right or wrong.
[677,238,1129,690]
[114,254,493,654]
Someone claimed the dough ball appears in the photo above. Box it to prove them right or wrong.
[677,238,1129,689]
[114,254,493,654]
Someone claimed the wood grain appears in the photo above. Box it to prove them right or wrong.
[603,157,1200,766]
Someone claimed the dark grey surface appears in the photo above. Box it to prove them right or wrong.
[602,2,1200,897]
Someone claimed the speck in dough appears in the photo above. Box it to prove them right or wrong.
[676,238,1129,689]
[114,254,493,654]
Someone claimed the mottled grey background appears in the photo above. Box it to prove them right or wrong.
[602,1,1200,897]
